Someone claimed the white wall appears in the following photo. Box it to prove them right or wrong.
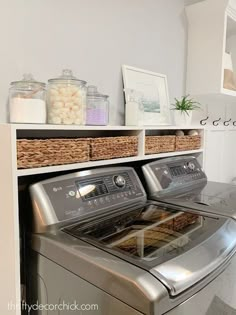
[0,0,186,125]
[184,0,205,5]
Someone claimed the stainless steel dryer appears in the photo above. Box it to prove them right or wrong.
[142,156,236,220]
[28,166,236,315]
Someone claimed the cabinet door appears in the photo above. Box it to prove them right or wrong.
[221,130,236,183]
[204,130,225,182]
[204,129,236,183]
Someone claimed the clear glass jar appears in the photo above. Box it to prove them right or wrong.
[125,89,143,126]
[9,74,46,123]
[47,69,87,125]
[86,86,109,125]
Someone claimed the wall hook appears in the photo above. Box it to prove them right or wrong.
[200,116,209,125]
[224,118,232,126]
[233,121,236,126]
[213,118,221,126]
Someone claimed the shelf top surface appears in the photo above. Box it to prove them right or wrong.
[1,123,204,131]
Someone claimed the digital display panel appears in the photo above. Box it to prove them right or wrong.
[76,180,108,200]
[169,165,186,177]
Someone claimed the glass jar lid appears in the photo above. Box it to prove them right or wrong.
[48,69,87,85]
[10,73,46,90]
[101,94,109,99]
[87,85,106,99]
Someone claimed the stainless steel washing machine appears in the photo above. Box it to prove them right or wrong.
[142,156,236,220]
[29,166,236,315]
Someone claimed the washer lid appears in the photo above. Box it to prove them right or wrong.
[64,203,236,296]
[153,181,236,220]
[150,216,236,296]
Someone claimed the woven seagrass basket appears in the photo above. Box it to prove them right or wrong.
[17,138,90,169]
[173,213,199,232]
[90,136,138,161]
[145,136,176,154]
[175,135,201,151]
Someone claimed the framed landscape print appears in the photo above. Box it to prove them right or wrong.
[122,65,171,125]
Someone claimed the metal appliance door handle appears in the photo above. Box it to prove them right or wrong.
[150,219,236,296]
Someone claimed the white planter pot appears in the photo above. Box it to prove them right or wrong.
[173,110,193,126]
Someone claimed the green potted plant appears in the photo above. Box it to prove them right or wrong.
[172,95,200,126]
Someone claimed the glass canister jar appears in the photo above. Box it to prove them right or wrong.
[86,86,109,125]
[9,74,46,123]
[47,69,87,125]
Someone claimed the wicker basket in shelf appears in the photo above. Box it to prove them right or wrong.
[17,138,90,169]
[90,136,138,161]
[175,135,201,151]
[145,136,176,155]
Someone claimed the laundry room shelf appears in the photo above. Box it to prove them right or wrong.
[16,149,204,177]
[0,123,205,315]
[10,123,203,131]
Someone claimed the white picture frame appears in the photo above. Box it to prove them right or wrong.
[122,65,171,125]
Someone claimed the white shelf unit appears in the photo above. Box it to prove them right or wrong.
[9,123,203,131]
[0,123,204,315]
[186,0,236,103]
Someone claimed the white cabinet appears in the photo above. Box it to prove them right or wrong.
[0,124,204,315]
[204,128,236,183]
[204,129,225,182]
[222,130,236,182]
[186,0,236,183]
[186,0,236,103]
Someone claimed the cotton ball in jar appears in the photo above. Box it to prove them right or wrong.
[188,130,199,136]
[53,101,64,109]
[49,116,62,124]
[175,130,185,136]
[50,89,59,97]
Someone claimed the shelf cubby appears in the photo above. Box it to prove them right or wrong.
[186,0,236,103]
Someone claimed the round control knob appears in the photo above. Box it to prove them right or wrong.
[187,162,195,171]
[113,175,126,188]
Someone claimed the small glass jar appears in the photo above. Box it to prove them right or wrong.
[47,69,87,125]
[9,74,46,123]
[86,86,109,125]
[125,89,143,126]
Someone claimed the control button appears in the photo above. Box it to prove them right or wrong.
[105,196,110,202]
[68,190,76,197]
[53,187,63,192]
[94,199,98,206]
[117,193,120,198]
[113,175,126,188]
[187,162,195,171]
[100,197,104,204]
[88,201,92,206]
[164,170,168,175]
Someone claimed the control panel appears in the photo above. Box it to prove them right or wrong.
[142,156,207,196]
[30,167,146,231]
